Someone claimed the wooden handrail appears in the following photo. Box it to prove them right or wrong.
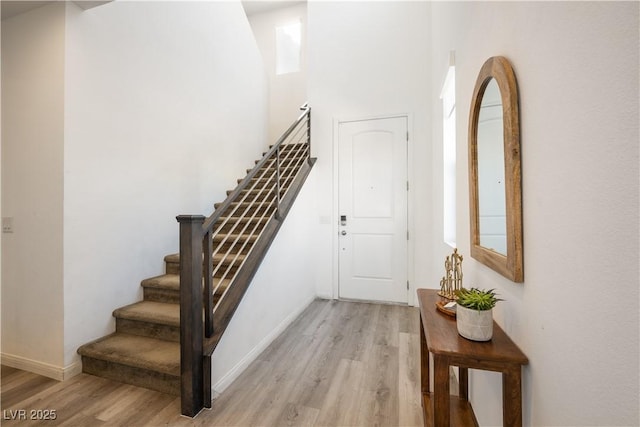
[177,104,312,417]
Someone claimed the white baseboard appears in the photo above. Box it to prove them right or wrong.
[211,294,317,397]
[1,353,82,381]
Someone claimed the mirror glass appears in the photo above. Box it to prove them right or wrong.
[477,78,506,255]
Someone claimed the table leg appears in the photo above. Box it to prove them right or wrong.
[433,354,450,427]
[502,366,523,427]
[459,367,468,400]
[420,316,430,394]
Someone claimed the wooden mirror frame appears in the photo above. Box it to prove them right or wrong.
[468,56,523,282]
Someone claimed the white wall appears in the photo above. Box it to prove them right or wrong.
[430,2,639,425]
[0,13,3,367]
[211,166,318,393]
[1,0,320,393]
[2,0,273,376]
[1,2,66,372]
[247,3,308,142]
[62,1,269,367]
[307,1,431,304]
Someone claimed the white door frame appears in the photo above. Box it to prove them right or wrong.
[332,112,416,305]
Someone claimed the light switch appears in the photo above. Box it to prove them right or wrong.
[2,217,14,233]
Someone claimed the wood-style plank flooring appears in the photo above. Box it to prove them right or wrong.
[1,299,424,426]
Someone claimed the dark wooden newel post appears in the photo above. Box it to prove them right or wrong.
[177,215,205,417]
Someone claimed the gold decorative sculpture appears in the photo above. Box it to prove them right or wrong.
[438,248,463,300]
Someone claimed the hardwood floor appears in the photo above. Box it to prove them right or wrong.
[1,299,424,426]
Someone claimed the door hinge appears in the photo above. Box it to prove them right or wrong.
[407,181,409,191]
[406,131,409,141]
[407,281,410,290]
[407,230,409,240]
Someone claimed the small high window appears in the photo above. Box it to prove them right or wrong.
[275,20,302,75]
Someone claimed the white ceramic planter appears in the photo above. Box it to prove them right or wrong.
[456,305,493,341]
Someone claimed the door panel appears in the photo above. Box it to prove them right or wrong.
[352,132,394,218]
[338,117,408,303]
[352,234,393,279]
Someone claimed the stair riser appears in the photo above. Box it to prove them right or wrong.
[212,241,255,254]
[228,194,281,204]
[216,220,271,235]
[144,287,180,304]
[81,357,180,396]
[261,149,307,156]
[216,205,274,217]
[238,179,295,193]
[116,318,179,343]
[219,186,276,201]
[213,264,241,278]
[143,288,225,306]
[164,260,242,278]
[213,234,258,244]
[227,188,280,197]
[254,155,305,164]
[238,175,275,183]
[246,172,300,183]
[247,165,302,175]
[263,144,308,155]
[242,175,300,187]
[228,178,296,198]
[166,261,179,275]
[255,160,307,172]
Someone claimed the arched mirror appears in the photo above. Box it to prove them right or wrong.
[468,56,523,282]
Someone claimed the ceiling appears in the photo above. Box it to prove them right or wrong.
[1,1,111,20]
[1,1,303,21]
[1,1,52,20]
[242,1,305,17]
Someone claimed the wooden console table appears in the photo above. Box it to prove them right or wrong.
[417,289,529,427]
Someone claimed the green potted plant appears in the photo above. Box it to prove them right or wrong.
[455,287,502,341]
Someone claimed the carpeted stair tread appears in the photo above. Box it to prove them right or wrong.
[214,252,248,264]
[164,254,177,263]
[141,274,180,291]
[78,333,179,376]
[247,164,299,174]
[114,301,179,327]
[214,201,274,210]
[164,252,248,265]
[238,176,275,184]
[141,273,231,294]
[227,188,280,196]
[213,233,258,244]
[164,253,180,264]
[218,215,271,225]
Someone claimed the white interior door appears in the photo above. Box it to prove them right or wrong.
[338,116,408,303]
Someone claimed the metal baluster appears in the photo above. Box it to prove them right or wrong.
[276,146,282,220]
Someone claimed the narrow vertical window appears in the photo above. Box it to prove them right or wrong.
[275,20,301,75]
[441,58,456,247]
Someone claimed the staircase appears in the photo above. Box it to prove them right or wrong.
[78,106,314,414]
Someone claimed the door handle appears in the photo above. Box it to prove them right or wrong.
[340,215,347,226]
[341,230,347,236]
